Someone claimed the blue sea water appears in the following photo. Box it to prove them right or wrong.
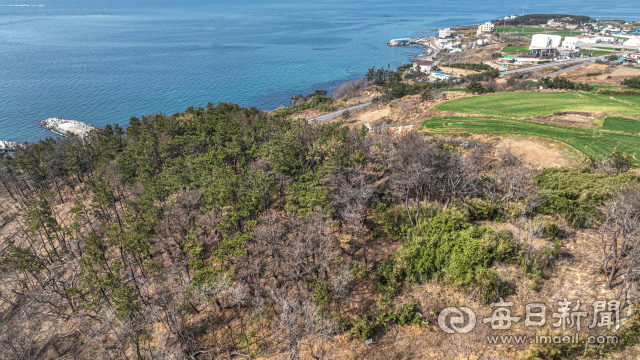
[1,0,639,142]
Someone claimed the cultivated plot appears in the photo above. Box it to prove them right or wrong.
[422,116,640,164]
[435,92,640,118]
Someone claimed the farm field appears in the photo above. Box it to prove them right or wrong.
[435,92,640,117]
[579,49,615,56]
[495,26,539,34]
[421,117,640,165]
[495,23,580,36]
[496,26,578,37]
[501,46,532,54]
[602,116,640,134]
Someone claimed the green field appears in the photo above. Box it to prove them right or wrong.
[579,49,615,57]
[422,117,640,164]
[602,116,640,134]
[435,92,640,117]
[496,26,579,37]
[501,46,532,54]
[496,26,539,34]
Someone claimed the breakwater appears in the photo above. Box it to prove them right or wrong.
[41,118,94,137]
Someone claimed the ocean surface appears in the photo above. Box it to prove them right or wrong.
[1,0,640,142]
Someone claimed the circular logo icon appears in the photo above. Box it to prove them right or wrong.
[438,307,477,334]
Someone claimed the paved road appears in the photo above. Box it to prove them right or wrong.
[499,53,619,76]
[307,102,373,123]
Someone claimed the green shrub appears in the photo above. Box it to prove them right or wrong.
[401,212,518,284]
[621,76,640,89]
[350,302,423,340]
[352,315,376,340]
[270,95,336,118]
[539,77,593,92]
[373,256,407,306]
[466,81,495,94]
[596,88,640,96]
[372,203,411,241]
[396,302,422,326]
[470,268,513,303]
[446,63,492,71]
[466,198,501,221]
[533,167,638,228]
[373,210,562,304]
[542,221,563,240]
[524,215,563,240]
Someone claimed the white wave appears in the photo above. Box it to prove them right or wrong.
[0,4,46,7]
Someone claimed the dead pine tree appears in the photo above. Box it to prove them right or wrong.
[598,186,640,291]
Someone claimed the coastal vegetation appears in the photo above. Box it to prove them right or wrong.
[270,90,336,118]
[444,63,492,71]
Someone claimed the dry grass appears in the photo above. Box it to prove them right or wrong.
[309,214,640,360]
[596,67,640,81]
[496,138,577,169]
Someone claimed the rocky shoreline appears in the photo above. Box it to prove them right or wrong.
[41,117,94,137]
[0,140,20,151]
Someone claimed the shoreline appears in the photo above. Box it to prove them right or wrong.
[0,140,20,151]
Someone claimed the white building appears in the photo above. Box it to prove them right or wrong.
[623,37,640,48]
[580,37,601,44]
[439,28,452,38]
[413,60,437,72]
[562,37,580,49]
[477,22,495,35]
[529,34,562,55]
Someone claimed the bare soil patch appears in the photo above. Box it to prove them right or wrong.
[439,66,482,77]
[597,66,640,80]
[524,112,602,129]
[355,107,392,123]
[562,63,614,84]
[496,138,577,168]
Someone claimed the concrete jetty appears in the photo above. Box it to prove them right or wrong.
[41,118,94,137]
